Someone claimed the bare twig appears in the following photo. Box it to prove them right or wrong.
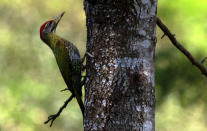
[156,17,207,77]
[60,88,69,92]
[44,95,74,127]
[201,57,207,64]
[161,34,165,39]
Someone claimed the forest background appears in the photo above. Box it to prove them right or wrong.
[0,0,206,130]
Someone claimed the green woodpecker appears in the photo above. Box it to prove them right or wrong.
[40,12,84,118]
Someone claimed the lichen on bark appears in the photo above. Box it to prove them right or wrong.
[84,0,157,130]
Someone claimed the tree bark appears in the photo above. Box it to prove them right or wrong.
[84,0,157,130]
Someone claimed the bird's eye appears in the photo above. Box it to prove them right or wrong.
[48,22,51,26]
[45,22,51,28]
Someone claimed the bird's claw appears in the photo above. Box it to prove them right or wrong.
[81,52,94,63]
[85,52,94,58]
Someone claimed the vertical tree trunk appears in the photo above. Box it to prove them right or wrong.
[84,0,157,130]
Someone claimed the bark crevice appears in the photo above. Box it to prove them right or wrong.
[84,0,157,130]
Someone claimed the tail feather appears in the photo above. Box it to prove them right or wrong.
[72,87,85,116]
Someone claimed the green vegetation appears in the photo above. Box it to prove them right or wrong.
[0,0,206,130]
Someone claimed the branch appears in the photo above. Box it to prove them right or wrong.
[156,17,207,77]
[44,95,74,127]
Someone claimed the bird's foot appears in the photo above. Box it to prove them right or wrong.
[81,52,94,71]
[85,52,94,58]
[81,52,94,63]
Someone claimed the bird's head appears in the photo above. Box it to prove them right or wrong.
[40,11,65,42]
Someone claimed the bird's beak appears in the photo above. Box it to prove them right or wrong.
[52,11,65,32]
[54,11,65,26]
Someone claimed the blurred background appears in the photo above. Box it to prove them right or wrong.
[0,0,206,130]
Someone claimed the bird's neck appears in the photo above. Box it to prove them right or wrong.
[42,33,62,50]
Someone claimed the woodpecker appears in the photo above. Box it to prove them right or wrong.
[40,12,84,125]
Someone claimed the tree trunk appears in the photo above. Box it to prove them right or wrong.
[84,0,157,130]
